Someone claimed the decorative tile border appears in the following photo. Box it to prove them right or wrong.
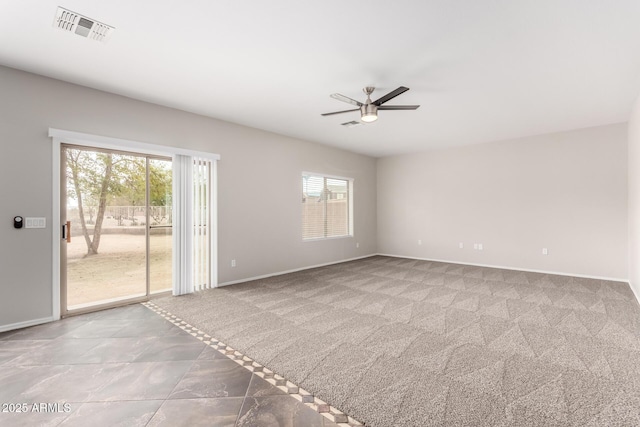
[143,301,363,427]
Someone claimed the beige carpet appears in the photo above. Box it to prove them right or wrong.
[153,256,640,426]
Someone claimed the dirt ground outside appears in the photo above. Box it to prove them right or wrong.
[66,232,172,308]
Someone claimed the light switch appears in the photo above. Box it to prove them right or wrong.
[25,217,46,229]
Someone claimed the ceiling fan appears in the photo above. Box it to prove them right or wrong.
[321,86,419,123]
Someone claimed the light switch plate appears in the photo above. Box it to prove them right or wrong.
[25,217,46,229]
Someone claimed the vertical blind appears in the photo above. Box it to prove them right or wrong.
[302,173,350,239]
[173,155,216,295]
[173,155,193,295]
[193,157,214,291]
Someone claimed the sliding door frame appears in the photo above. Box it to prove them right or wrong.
[59,144,172,317]
[51,128,220,320]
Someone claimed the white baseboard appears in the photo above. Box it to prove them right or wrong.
[626,279,640,306]
[217,254,377,287]
[0,316,54,333]
[377,253,628,283]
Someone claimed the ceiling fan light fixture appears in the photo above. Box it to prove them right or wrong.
[361,113,378,122]
[322,86,418,124]
[360,104,378,122]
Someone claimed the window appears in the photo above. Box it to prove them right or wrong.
[302,173,353,240]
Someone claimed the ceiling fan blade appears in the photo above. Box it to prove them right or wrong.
[377,105,420,110]
[330,93,363,107]
[373,86,410,106]
[321,108,360,116]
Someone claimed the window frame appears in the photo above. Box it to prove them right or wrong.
[301,171,354,241]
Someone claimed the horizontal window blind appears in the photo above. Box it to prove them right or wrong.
[302,173,351,240]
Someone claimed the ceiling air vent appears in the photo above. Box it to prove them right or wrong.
[54,7,114,42]
[341,120,362,127]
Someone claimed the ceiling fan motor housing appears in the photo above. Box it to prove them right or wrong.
[361,103,378,122]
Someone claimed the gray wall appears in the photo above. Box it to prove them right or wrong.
[629,93,640,297]
[377,124,628,280]
[0,66,377,327]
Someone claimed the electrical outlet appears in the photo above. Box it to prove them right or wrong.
[478,243,483,251]
[542,248,548,255]
[459,242,464,249]
[231,259,236,267]
[418,239,422,245]
[356,242,360,248]
[473,244,478,250]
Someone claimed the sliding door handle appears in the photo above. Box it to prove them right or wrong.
[62,221,71,243]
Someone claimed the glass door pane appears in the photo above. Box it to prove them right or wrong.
[149,158,173,294]
[64,147,147,310]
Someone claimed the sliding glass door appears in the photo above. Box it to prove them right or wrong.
[61,145,172,315]
[149,158,173,294]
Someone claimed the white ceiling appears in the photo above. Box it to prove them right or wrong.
[2,1,640,157]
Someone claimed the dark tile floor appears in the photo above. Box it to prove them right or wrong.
[0,304,339,426]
